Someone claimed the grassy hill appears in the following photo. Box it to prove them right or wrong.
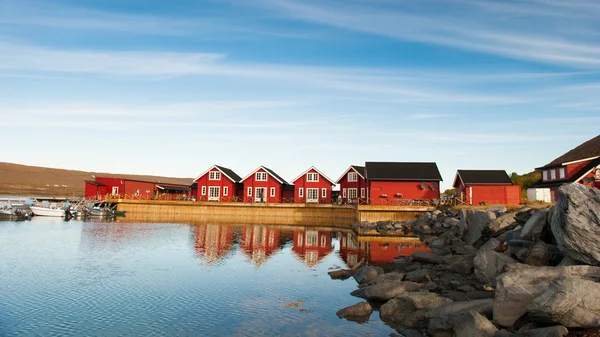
[0,162,194,197]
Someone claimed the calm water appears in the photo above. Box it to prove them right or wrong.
[0,218,429,336]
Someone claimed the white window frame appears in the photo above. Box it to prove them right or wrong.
[299,188,304,198]
[201,186,207,196]
[348,172,357,182]
[223,186,228,196]
[360,188,365,198]
[208,186,220,201]
[134,189,140,196]
[321,235,327,247]
[342,188,347,198]
[256,172,268,181]
[550,169,556,180]
[270,187,275,197]
[559,167,566,179]
[543,170,549,181]
[112,186,119,195]
[321,188,327,198]
[307,173,319,182]
[247,187,252,196]
[348,188,358,200]
[209,171,221,180]
[306,188,319,202]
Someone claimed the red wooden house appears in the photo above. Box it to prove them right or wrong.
[291,229,333,267]
[84,176,190,200]
[530,134,600,202]
[336,165,368,204]
[453,170,521,205]
[193,165,243,202]
[365,162,443,205]
[240,166,294,203]
[291,166,335,204]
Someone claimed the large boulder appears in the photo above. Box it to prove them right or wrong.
[493,264,600,327]
[527,277,600,328]
[380,291,452,328]
[525,241,550,266]
[464,210,497,245]
[488,212,519,236]
[405,269,431,282]
[443,254,475,275]
[353,281,422,301]
[551,184,600,266]
[520,209,549,241]
[426,298,494,319]
[453,311,498,337]
[474,240,518,284]
[353,266,384,284]
[370,272,405,285]
[336,301,373,320]
[328,269,354,280]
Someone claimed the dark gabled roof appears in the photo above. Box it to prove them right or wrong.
[190,182,198,188]
[156,185,190,192]
[532,157,600,188]
[215,165,242,182]
[539,134,600,169]
[455,170,512,186]
[263,166,291,185]
[365,162,443,181]
[351,165,366,178]
[85,180,106,186]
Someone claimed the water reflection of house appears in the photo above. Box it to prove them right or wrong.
[292,230,333,267]
[338,232,369,268]
[193,224,235,264]
[240,225,282,266]
[338,232,432,266]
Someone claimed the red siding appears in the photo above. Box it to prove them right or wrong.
[93,177,125,199]
[566,160,593,180]
[338,170,368,204]
[369,181,440,205]
[195,168,239,201]
[241,168,284,203]
[292,168,333,204]
[468,185,521,205]
[124,180,155,199]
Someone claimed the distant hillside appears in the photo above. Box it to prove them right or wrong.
[0,162,194,197]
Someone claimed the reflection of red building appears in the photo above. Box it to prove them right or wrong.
[193,224,235,264]
[338,232,369,268]
[240,225,281,266]
[292,230,333,267]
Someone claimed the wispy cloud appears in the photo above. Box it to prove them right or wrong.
[406,114,455,120]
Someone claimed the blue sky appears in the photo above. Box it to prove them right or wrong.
[1,0,599,190]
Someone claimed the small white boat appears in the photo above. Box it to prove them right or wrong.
[30,206,65,217]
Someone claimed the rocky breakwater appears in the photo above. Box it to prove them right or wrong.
[330,183,600,337]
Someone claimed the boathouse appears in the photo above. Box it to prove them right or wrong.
[529,134,600,202]
[453,170,521,205]
[365,162,443,205]
[336,165,368,204]
[240,166,294,203]
[291,166,335,204]
[193,165,243,202]
[84,176,191,200]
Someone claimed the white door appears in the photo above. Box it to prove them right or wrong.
[348,188,357,202]
[306,188,319,203]
[112,187,119,195]
[208,186,220,201]
[255,187,267,202]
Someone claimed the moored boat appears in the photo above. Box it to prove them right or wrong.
[30,206,65,217]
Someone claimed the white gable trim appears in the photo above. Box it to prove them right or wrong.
[335,165,365,184]
[562,156,600,166]
[574,164,600,183]
[194,165,237,183]
[292,166,336,185]
[241,166,284,184]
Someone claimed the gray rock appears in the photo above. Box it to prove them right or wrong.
[464,210,497,245]
[525,241,550,266]
[465,291,494,300]
[405,269,431,283]
[459,209,468,235]
[551,183,600,265]
[493,264,600,327]
[427,298,494,319]
[520,326,569,337]
[380,291,452,328]
[528,277,600,328]
[474,244,518,283]
[557,256,582,267]
[353,266,384,284]
[356,281,423,301]
[397,328,426,337]
[328,269,354,280]
[444,217,460,228]
[428,316,455,337]
[453,311,498,337]
[488,212,519,235]
[411,251,444,265]
[406,262,423,272]
[450,244,478,256]
[520,209,549,241]
[370,272,405,285]
[488,206,508,215]
[443,254,475,275]
[336,301,373,319]
[457,285,477,293]
[507,239,535,262]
